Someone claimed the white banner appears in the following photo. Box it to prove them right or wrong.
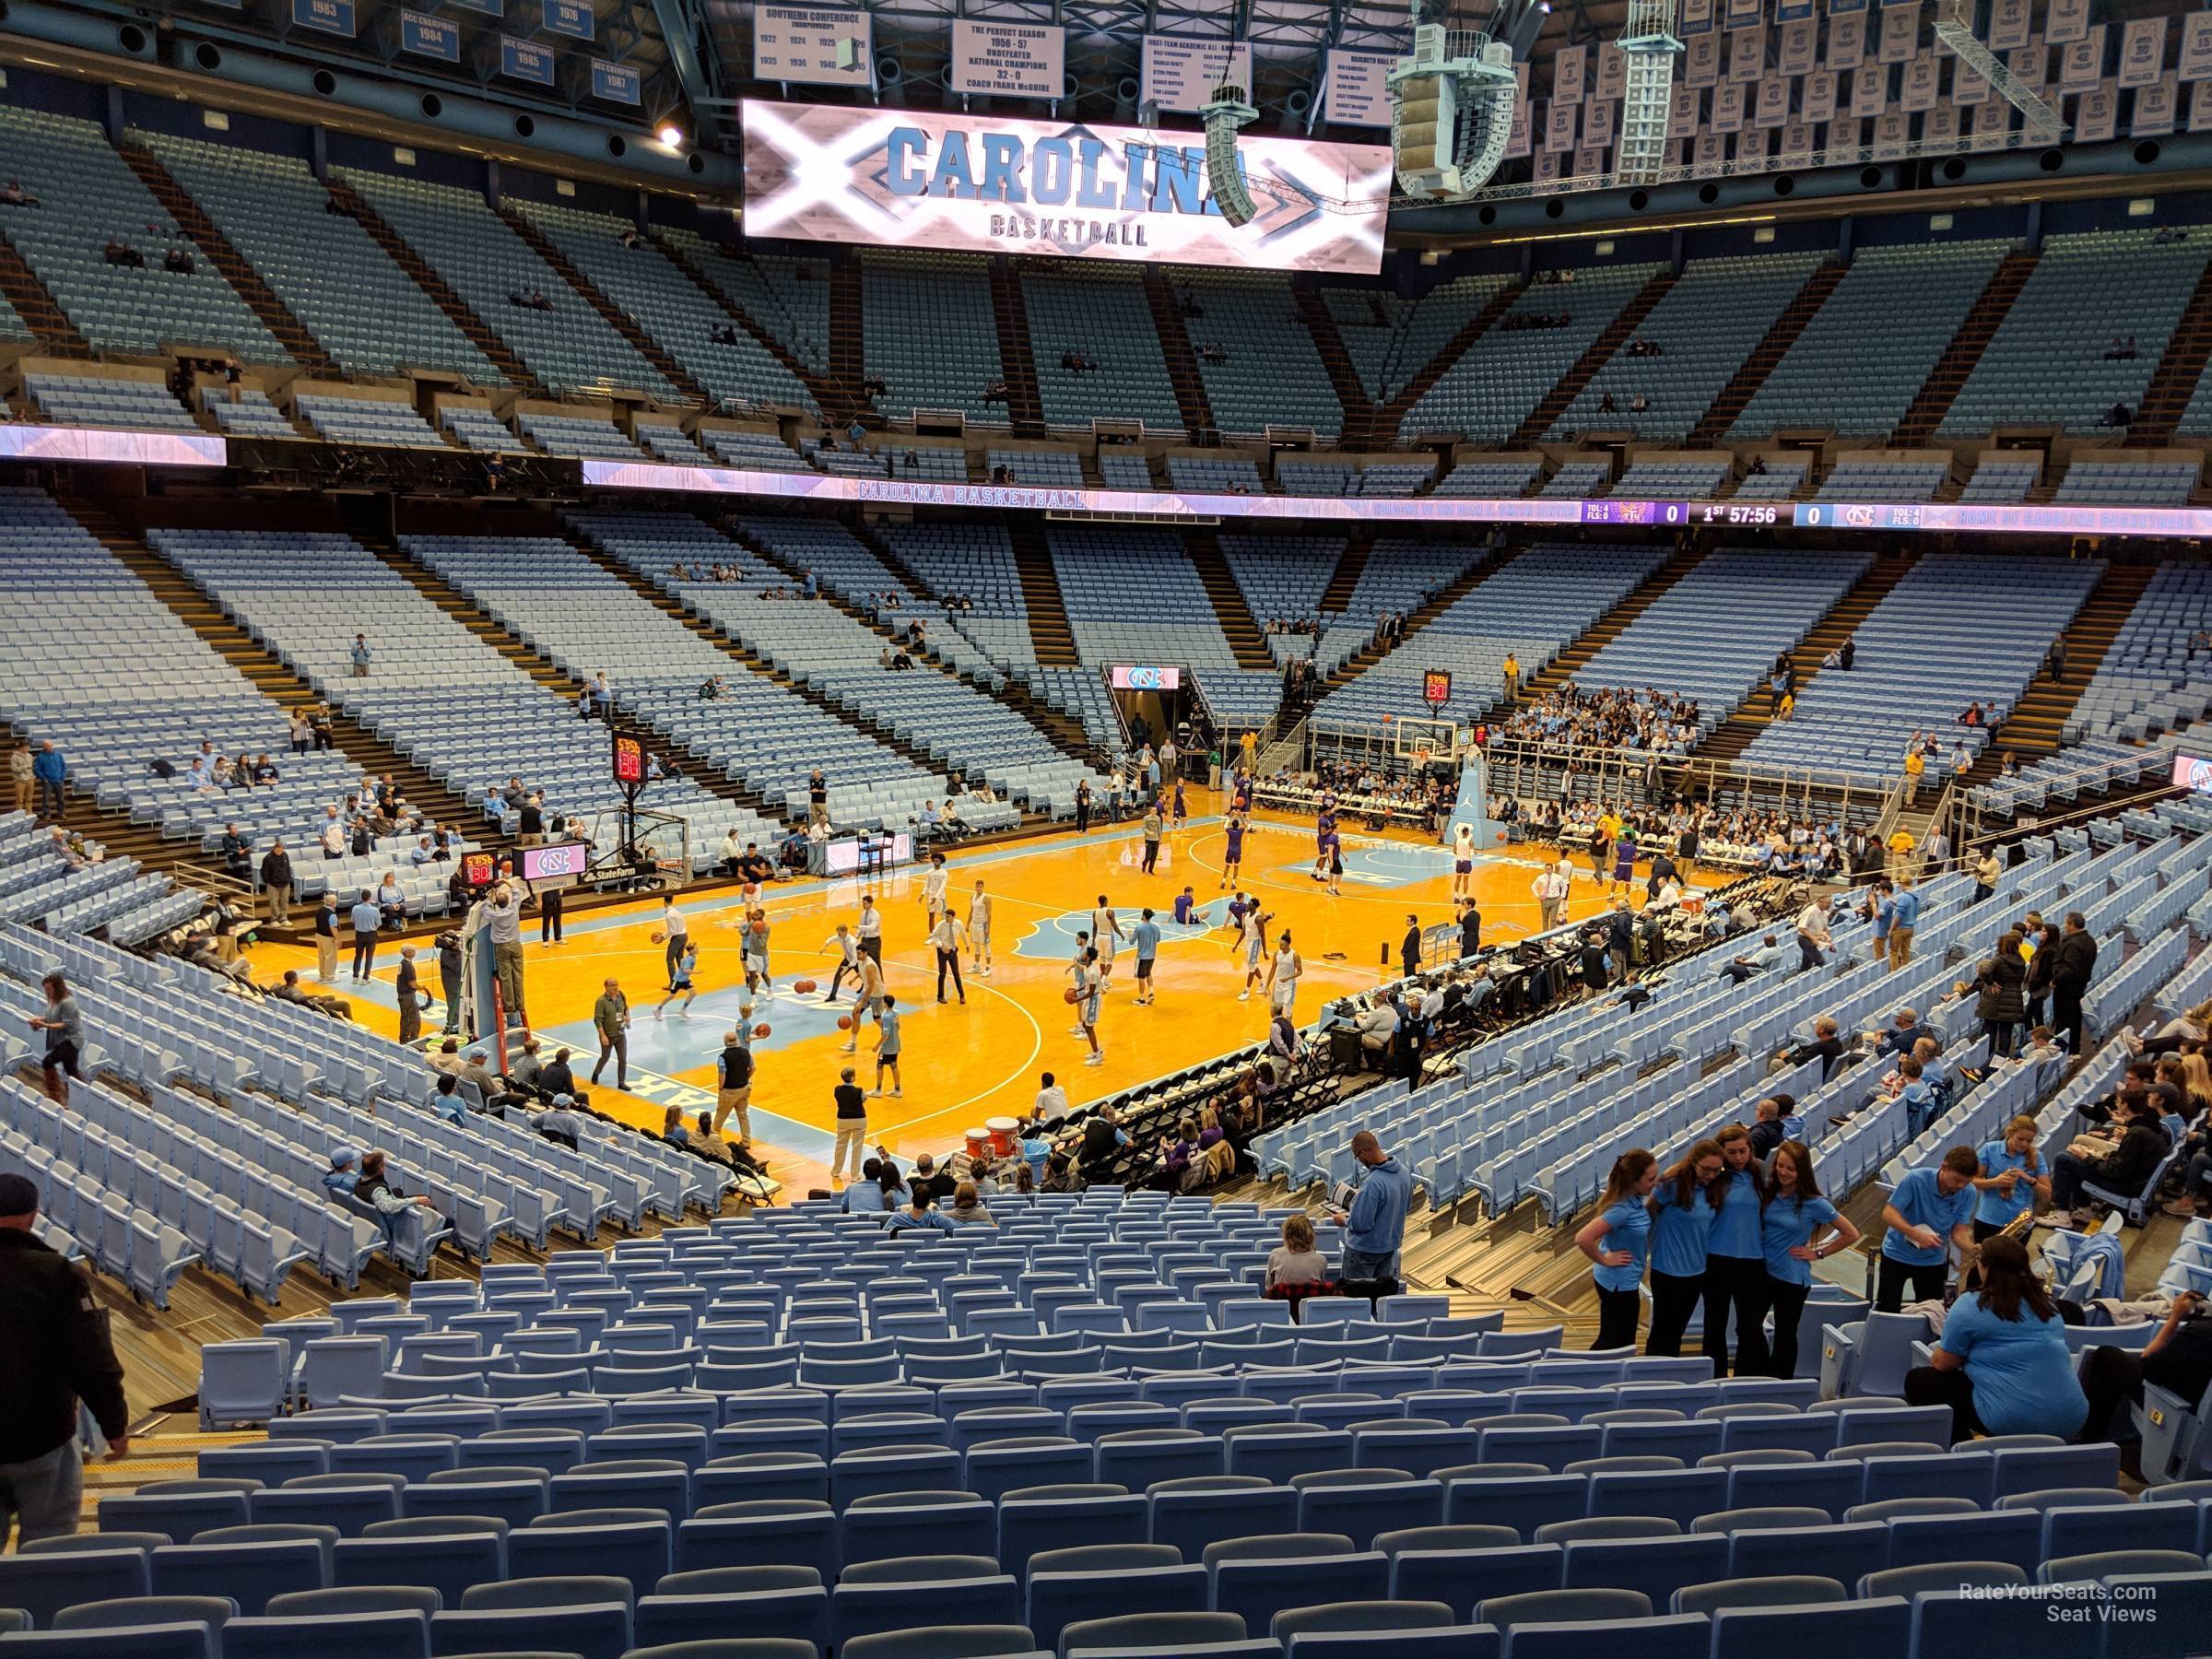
[1583,99,1618,146]
[2118,17,2169,88]
[1730,25,1768,79]
[1986,0,2030,52]
[739,99,1390,274]
[2059,28,2105,91]
[1827,11,1866,68]
[1852,62,1889,114]
[1877,3,1918,64]
[2183,11,2212,79]
[1687,31,1724,84]
[2193,75,2212,127]
[1692,130,1727,173]
[2134,73,2179,133]
[1952,53,1990,101]
[2009,39,2049,93]
[1780,117,1817,156]
[1671,82,1704,136]
[1780,18,1818,73]
[2072,77,2119,139]
[1802,66,1840,121]
[1552,43,1589,101]
[1872,105,1912,153]
[1575,143,1611,175]
[1596,42,1628,99]
[1713,79,1748,128]
[2043,0,2089,46]
[1506,95,1534,158]
[1756,73,1794,123]
[1139,35,1253,113]
[753,4,872,87]
[1545,99,1581,149]
[1535,147,1565,181]
[1900,52,1939,109]
[1322,49,1397,125]
[950,21,1065,98]
[1924,100,1959,141]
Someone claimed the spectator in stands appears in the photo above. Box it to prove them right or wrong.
[591,978,631,1090]
[320,1147,363,1199]
[2077,1290,2212,1463]
[1041,1150,1085,1193]
[1718,932,1786,985]
[1775,1015,1846,1081]
[253,839,294,927]
[162,245,194,276]
[392,947,425,1044]
[1793,893,1834,971]
[2041,1089,2167,1231]
[1904,1233,2087,1445]
[884,1186,955,1236]
[2047,911,2098,1060]
[947,1182,994,1228]
[1501,653,1521,700]
[28,972,82,1107]
[1079,1104,1129,1176]
[101,238,141,267]
[355,1150,436,1241]
[1746,1095,1789,1162]
[540,1047,580,1103]
[1877,1146,1979,1310]
[0,1171,127,1537]
[29,742,63,823]
[1579,1148,1658,1350]
[1266,1213,1330,1289]
[430,1073,467,1124]
[1331,1130,1412,1285]
[8,741,30,818]
[1971,931,2029,1058]
[0,181,32,206]
[349,634,371,677]
[375,871,406,933]
[347,888,381,982]
[1749,1139,1855,1380]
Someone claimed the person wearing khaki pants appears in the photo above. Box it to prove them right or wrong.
[312,895,340,984]
[831,1066,867,1182]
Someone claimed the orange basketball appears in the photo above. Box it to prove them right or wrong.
[1063,987,1081,1004]
[837,1015,853,1030]
[741,883,759,900]
[649,930,665,944]
[794,978,818,994]
[754,1023,771,1039]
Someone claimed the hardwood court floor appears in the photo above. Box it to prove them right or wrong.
[265,792,1665,1189]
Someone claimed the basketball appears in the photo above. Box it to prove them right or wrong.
[741,883,759,900]
[837,1015,853,1030]
[1064,987,1080,1004]
[649,930,665,944]
[794,978,817,994]
[754,1023,771,1039]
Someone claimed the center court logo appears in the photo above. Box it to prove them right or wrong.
[1011,900,1233,961]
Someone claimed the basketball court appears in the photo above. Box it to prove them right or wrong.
[265,787,1677,1190]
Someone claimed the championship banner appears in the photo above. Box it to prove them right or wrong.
[739,99,1391,274]
[1140,35,1253,113]
[753,4,872,87]
[951,21,1064,98]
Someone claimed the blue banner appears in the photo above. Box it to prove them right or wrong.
[1774,0,1814,20]
[591,58,642,102]
[400,9,461,60]
[448,0,503,15]
[292,0,355,36]
[542,0,594,39]
[500,31,557,81]
[1826,0,1867,13]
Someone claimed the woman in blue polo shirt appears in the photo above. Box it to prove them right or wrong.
[1877,1145,1981,1310]
[1972,1115,2042,1242]
[1749,1140,1859,1380]
[1903,1234,2088,1443]
[1576,1148,1658,1352]
[1702,1124,1769,1375]
[1646,1137,1725,1358]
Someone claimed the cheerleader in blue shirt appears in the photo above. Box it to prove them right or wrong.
[1703,1124,1770,1375]
[1646,1138,1725,1358]
[1749,1140,1860,1379]
[1577,1148,1658,1351]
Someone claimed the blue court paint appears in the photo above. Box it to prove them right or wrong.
[1267,841,1455,889]
[1009,898,1239,961]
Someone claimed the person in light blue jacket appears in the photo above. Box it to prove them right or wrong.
[1334,1130,1413,1282]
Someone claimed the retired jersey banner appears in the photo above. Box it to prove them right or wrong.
[739,100,1391,274]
